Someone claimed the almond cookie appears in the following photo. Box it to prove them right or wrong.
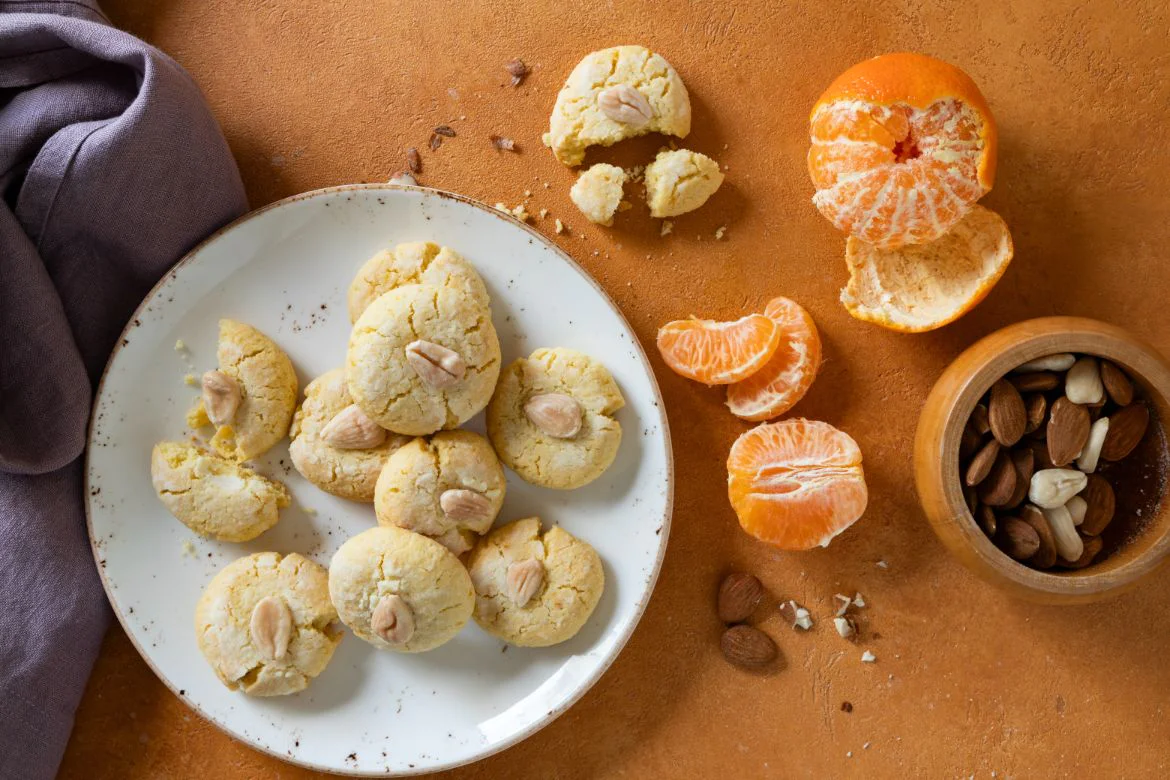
[374,430,506,555]
[347,283,501,436]
[569,164,628,226]
[289,368,408,502]
[195,552,343,697]
[543,45,691,167]
[467,517,605,647]
[328,526,474,652]
[151,441,288,542]
[187,319,298,461]
[644,148,724,217]
[487,347,624,490]
[347,241,490,323]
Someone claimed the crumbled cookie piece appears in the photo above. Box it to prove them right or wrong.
[644,148,724,218]
[569,164,628,226]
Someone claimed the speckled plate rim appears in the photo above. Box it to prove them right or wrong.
[83,182,675,776]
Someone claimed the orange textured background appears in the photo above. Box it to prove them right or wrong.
[61,1,1170,777]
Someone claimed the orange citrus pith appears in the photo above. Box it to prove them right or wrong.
[656,313,781,385]
[808,52,997,249]
[727,419,868,550]
[726,297,821,421]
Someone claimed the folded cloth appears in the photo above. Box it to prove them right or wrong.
[0,2,247,777]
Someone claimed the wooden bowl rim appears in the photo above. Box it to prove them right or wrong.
[922,316,1170,599]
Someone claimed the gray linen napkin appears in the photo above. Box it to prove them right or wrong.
[0,2,247,776]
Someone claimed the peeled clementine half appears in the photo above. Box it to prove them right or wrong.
[808,52,997,249]
[726,297,821,421]
[727,419,868,549]
[841,203,1013,332]
[656,313,781,385]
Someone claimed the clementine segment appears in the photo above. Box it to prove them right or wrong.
[808,52,997,249]
[727,419,867,549]
[656,313,780,385]
[726,298,821,421]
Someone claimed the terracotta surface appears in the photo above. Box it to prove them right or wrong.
[60,1,1170,777]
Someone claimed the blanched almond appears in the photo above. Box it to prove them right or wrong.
[1028,469,1087,509]
[524,393,583,438]
[439,488,493,524]
[597,84,653,127]
[1013,353,1075,373]
[1065,357,1104,405]
[505,558,545,606]
[1043,505,1084,562]
[250,596,293,661]
[1076,417,1110,473]
[202,370,241,426]
[320,404,387,449]
[371,595,414,645]
[405,340,466,389]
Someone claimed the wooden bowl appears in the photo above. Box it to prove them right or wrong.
[915,317,1170,604]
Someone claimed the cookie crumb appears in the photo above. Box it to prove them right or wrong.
[660,220,674,237]
[389,171,417,186]
[183,373,197,386]
[853,592,866,608]
[876,560,889,570]
[490,135,517,151]
[861,650,876,663]
[524,189,532,198]
[174,339,187,352]
[181,539,197,558]
[715,226,727,240]
[555,219,565,234]
[300,505,317,517]
[539,208,549,219]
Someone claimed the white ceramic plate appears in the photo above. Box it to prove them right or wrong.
[86,185,673,775]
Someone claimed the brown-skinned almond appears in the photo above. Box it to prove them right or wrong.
[1024,394,1048,434]
[1011,372,1060,392]
[976,504,997,537]
[1101,403,1149,461]
[1003,447,1035,510]
[988,380,1026,446]
[1100,361,1134,406]
[996,516,1041,560]
[1046,397,1091,467]
[1080,474,1116,536]
[977,452,1017,507]
[964,439,1001,487]
[1020,505,1057,569]
[970,404,991,435]
[717,572,764,624]
[720,625,778,669]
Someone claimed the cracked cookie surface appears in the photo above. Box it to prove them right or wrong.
[347,282,501,436]
[543,45,691,167]
[188,319,298,461]
[328,526,474,652]
[195,552,342,696]
[487,347,624,489]
[289,368,408,502]
[467,517,605,647]
[644,148,725,217]
[151,441,289,541]
[347,241,490,323]
[374,430,506,555]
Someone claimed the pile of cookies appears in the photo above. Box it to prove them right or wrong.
[546,45,725,226]
[150,241,622,697]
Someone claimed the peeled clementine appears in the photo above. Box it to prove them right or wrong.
[808,52,997,249]
[656,313,780,385]
[727,419,868,549]
[726,297,821,421]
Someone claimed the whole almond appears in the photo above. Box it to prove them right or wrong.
[405,340,466,389]
[1079,474,1116,536]
[371,594,415,645]
[1024,394,1048,434]
[960,424,981,462]
[717,572,764,623]
[963,484,979,514]
[964,438,1001,486]
[250,596,293,661]
[977,452,1017,507]
[1065,357,1104,405]
[988,380,1026,446]
[505,558,545,606]
[1027,439,1056,470]
[1003,447,1035,510]
[1101,403,1149,461]
[439,489,494,525]
[1060,534,1104,569]
[976,504,997,537]
[1013,353,1076,373]
[970,404,991,435]
[996,516,1041,560]
[597,84,654,127]
[202,370,241,427]
[1020,505,1057,569]
[1046,397,1090,467]
[720,625,778,669]
[1100,361,1134,406]
[1076,417,1110,473]
[524,393,583,438]
[1043,505,1084,562]
[1011,372,1060,393]
[1028,468,1087,509]
[320,403,387,449]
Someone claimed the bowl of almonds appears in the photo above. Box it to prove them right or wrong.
[915,317,1170,603]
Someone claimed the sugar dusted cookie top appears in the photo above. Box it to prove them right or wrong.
[486,347,624,490]
[289,368,409,502]
[188,319,299,462]
[644,148,724,218]
[328,526,474,653]
[374,430,506,555]
[467,517,605,647]
[569,164,628,226]
[543,45,691,167]
[347,241,490,323]
[150,441,288,542]
[195,552,342,697]
[346,283,501,436]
